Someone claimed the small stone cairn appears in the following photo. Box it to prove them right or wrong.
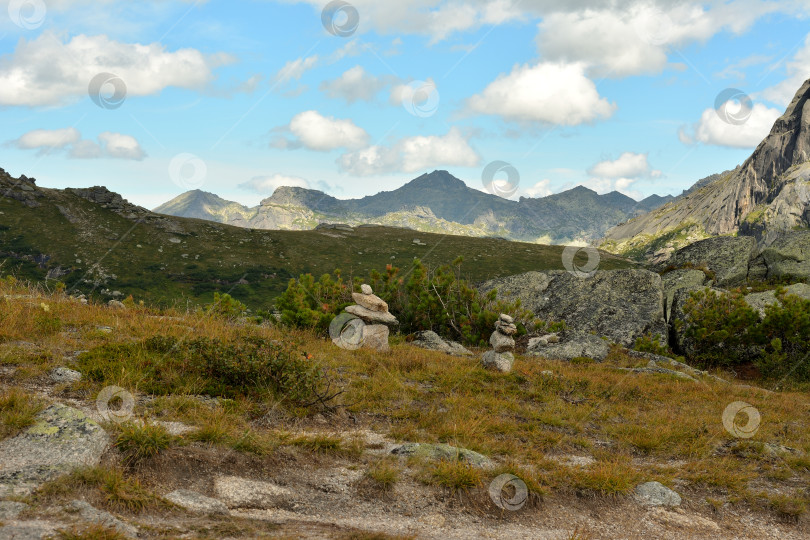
[343,284,399,352]
[481,314,517,372]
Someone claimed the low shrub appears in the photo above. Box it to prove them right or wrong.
[678,287,810,380]
[276,258,533,347]
[78,335,329,406]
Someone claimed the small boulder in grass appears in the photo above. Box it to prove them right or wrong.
[634,481,681,507]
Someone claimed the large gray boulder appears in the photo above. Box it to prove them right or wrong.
[657,235,757,287]
[750,230,810,282]
[0,404,110,497]
[744,283,810,317]
[528,333,610,361]
[480,269,666,347]
[669,287,727,356]
[661,269,708,322]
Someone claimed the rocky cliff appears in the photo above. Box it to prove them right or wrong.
[603,78,810,258]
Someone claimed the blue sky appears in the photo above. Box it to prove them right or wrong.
[0,0,809,209]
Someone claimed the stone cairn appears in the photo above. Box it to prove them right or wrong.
[342,284,399,352]
[481,314,517,372]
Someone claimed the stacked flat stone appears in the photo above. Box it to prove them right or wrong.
[344,284,399,352]
[481,314,517,372]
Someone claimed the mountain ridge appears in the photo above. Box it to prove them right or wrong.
[603,77,810,259]
[154,171,675,245]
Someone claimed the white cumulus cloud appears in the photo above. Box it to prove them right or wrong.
[524,179,552,198]
[11,128,145,160]
[339,127,480,176]
[278,110,370,151]
[239,174,310,194]
[467,62,615,125]
[588,152,661,179]
[0,33,231,107]
[681,103,782,148]
[319,66,393,103]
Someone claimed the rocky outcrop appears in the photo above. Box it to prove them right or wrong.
[410,331,472,356]
[744,283,810,317]
[634,481,682,507]
[661,269,708,322]
[390,443,491,468]
[528,333,611,362]
[604,77,810,257]
[749,230,810,281]
[164,489,229,515]
[0,404,110,497]
[657,236,756,287]
[480,270,667,347]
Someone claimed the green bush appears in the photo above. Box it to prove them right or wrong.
[79,335,327,406]
[756,289,810,381]
[206,292,247,319]
[678,287,810,381]
[276,258,531,347]
[679,289,761,369]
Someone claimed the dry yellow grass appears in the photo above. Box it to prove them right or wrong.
[2,276,810,518]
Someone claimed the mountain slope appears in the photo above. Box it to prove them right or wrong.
[0,169,632,309]
[155,171,673,245]
[603,78,810,258]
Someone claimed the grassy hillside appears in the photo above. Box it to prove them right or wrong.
[0,179,632,310]
[1,280,808,538]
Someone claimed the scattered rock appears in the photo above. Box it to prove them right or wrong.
[49,367,82,384]
[0,520,57,539]
[634,481,682,507]
[481,350,514,372]
[391,443,491,468]
[214,475,292,509]
[410,331,472,356]
[744,283,810,317]
[107,300,126,310]
[68,500,138,538]
[164,489,229,515]
[529,333,610,362]
[480,270,666,347]
[0,404,110,497]
[527,333,559,349]
[344,305,399,326]
[618,367,697,382]
[0,500,27,520]
[361,324,390,353]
